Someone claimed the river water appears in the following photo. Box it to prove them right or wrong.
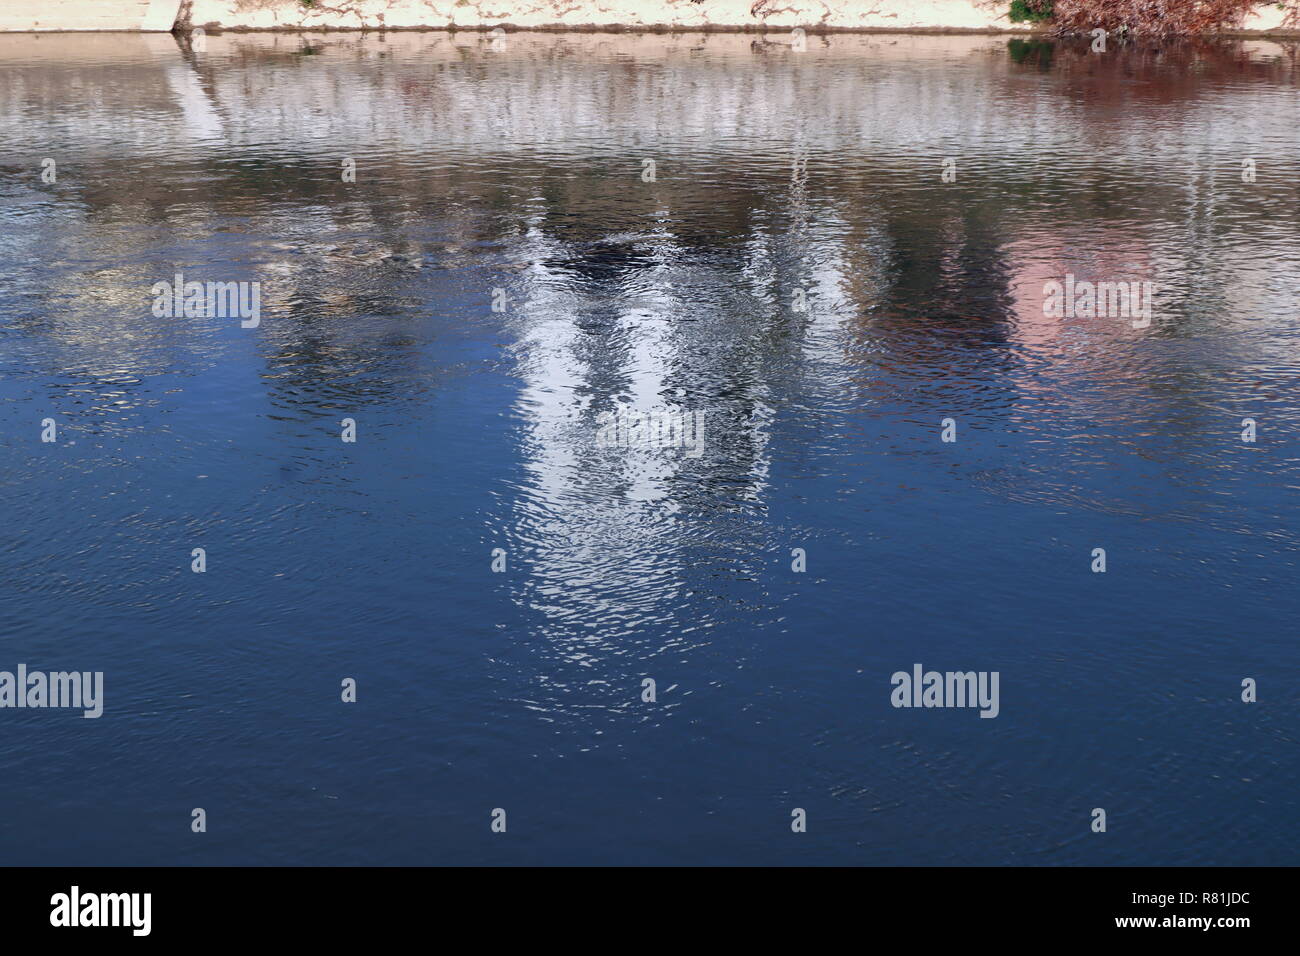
[0,31,1296,865]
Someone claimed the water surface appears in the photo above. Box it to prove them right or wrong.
[0,31,1297,865]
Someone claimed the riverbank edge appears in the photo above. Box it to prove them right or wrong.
[12,25,1300,37]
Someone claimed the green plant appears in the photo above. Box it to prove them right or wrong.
[1009,0,1054,22]
[1007,38,1055,65]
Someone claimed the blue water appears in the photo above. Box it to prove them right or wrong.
[0,31,1296,865]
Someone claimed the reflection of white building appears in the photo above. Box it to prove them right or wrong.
[493,154,888,644]
[5,32,1296,188]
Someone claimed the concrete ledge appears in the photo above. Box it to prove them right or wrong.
[2,0,1295,34]
[0,0,178,32]
[175,1,1008,31]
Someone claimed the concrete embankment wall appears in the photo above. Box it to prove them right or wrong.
[173,1,1018,31]
[0,0,179,31]
[0,0,1293,33]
